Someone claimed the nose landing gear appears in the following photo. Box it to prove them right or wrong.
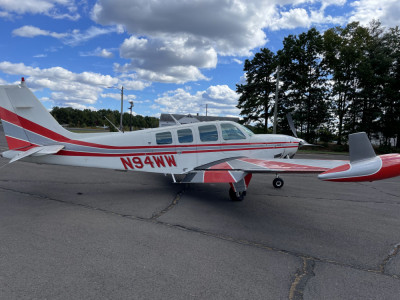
[272,177,284,188]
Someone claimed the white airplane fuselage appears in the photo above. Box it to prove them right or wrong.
[2,121,299,174]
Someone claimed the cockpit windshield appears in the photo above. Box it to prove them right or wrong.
[237,124,254,136]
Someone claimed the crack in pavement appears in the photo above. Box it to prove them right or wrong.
[380,242,400,277]
[289,258,315,300]
[357,182,400,199]
[252,192,400,206]
[150,187,185,220]
[1,185,400,282]
[0,179,114,185]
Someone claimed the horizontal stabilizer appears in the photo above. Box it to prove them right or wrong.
[7,145,64,163]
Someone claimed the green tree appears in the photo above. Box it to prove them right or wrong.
[380,26,400,147]
[279,28,330,142]
[236,48,278,133]
[323,22,370,144]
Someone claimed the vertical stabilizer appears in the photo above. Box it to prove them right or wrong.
[349,132,376,163]
[0,78,75,150]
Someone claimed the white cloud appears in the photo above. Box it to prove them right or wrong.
[0,0,79,20]
[64,26,122,46]
[91,0,276,84]
[91,0,348,85]
[100,93,136,101]
[116,35,216,83]
[154,85,240,116]
[12,25,67,39]
[33,54,48,58]
[80,47,115,58]
[349,0,400,27]
[12,25,121,46]
[65,102,97,111]
[267,3,346,31]
[270,8,311,30]
[92,0,273,56]
[0,61,148,107]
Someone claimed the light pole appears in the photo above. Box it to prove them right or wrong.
[128,100,134,131]
[120,86,124,131]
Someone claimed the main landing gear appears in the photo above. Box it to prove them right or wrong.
[228,173,252,201]
[228,174,284,201]
[272,177,284,188]
[229,188,246,201]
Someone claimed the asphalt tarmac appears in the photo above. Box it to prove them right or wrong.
[0,124,399,299]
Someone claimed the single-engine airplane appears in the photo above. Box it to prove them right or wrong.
[1,78,400,201]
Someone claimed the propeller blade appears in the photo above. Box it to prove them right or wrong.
[286,113,298,138]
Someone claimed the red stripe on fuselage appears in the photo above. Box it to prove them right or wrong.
[0,107,299,155]
[5,136,32,150]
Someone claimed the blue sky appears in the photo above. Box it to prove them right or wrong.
[0,0,399,118]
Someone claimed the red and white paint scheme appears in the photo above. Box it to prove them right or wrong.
[1,79,399,201]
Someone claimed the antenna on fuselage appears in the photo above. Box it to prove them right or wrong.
[170,114,181,125]
[104,116,122,133]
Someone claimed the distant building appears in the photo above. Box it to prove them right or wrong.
[159,113,239,127]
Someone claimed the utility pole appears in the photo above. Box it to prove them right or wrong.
[206,104,208,116]
[107,85,125,132]
[120,86,124,131]
[273,65,280,134]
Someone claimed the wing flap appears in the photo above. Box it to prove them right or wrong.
[196,157,348,174]
[181,170,246,183]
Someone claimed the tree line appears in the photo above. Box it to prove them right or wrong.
[50,106,159,131]
[237,21,400,148]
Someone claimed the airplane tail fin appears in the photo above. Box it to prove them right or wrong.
[0,78,74,150]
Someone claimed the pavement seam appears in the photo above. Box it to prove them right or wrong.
[0,179,113,185]
[379,242,400,277]
[254,192,400,206]
[1,185,399,282]
[150,187,185,220]
[288,258,315,300]
[357,182,400,199]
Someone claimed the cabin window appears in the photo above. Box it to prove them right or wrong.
[221,123,246,140]
[198,125,219,142]
[177,128,193,143]
[156,131,172,145]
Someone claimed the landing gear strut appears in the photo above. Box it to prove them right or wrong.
[229,187,246,201]
[228,173,252,201]
[273,177,284,188]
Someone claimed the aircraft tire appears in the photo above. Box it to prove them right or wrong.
[273,177,284,189]
[229,187,245,201]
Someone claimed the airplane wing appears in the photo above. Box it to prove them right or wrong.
[181,157,347,184]
[2,145,65,163]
